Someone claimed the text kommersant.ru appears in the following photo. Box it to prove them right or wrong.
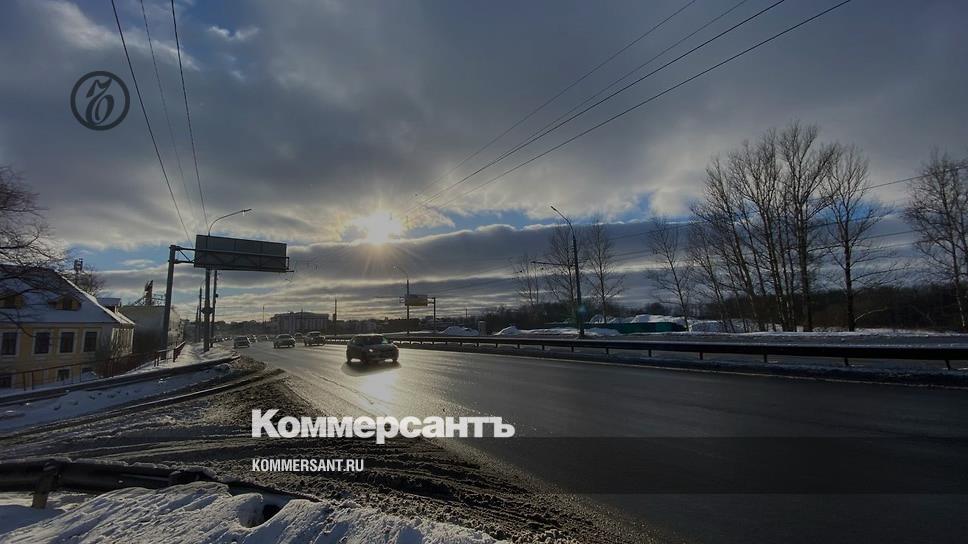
[252,409,516,444]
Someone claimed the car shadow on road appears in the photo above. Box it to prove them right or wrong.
[340,361,401,376]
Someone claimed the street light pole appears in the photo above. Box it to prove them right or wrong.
[551,205,584,338]
[203,209,251,352]
[394,265,410,335]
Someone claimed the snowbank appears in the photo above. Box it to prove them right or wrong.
[0,365,232,433]
[494,326,619,337]
[0,482,502,543]
[441,326,479,336]
[132,343,233,374]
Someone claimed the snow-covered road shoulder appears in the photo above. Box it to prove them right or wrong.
[0,481,503,543]
[0,364,236,433]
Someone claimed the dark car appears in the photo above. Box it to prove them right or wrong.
[346,334,398,364]
[273,334,296,348]
[233,335,250,349]
[304,331,326,346]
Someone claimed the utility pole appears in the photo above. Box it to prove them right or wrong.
[431,297,437,333]
[161,245,177,356]
[203,268,211,351]
[551,205,584,338]
[394,265,410,336]
[210,270,218,341]
[262,305,265,333]
[195,286,201,342]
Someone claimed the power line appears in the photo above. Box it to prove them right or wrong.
[110,0,192,244]
[494,0,753,185]
[431,1,855,214]
[409,0,791,215]
[139,0,197,231]
[400,0,699,213]
[170,0,208,228]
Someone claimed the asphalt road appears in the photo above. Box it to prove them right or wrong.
[246,341,968,543]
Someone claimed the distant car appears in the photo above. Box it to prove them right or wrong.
[261,335,270,341]
[304,331,326,346]
[293,332,304,341]
[233,336,250,349]
[273,334,296,348]
[346,334,398,364]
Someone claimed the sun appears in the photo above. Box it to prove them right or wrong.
[353,210,404,244]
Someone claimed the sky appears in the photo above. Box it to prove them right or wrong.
[1,0,966,322]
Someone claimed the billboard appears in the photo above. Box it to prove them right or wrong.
[194,235,289,272]
[404,294,429,307]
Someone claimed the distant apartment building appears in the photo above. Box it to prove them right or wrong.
[0,267,134,389]
[270,311,330,333]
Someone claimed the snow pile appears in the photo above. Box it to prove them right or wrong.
[0,491,90,535]
[133,343,233,374]
[0,482,503,543]
[628,314,687,326]
[493,326,619,337]
[0,367,228,433]
[441,326,479,336]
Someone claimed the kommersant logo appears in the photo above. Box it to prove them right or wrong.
[252,410,515,444]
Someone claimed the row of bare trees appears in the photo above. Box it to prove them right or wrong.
[654,121,966,332]
[513,121,967,333]
[513,219,625,326]
[667,121,897,332]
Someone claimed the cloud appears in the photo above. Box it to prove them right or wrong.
[120,258,156,268]
[1,0,965,318]
[207,24,259,42]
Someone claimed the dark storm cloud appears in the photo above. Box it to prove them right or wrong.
[1,0,964,317]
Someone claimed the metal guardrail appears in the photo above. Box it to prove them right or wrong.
[328,335,968,370]
[0,355,238,407]
[0,458,317,509]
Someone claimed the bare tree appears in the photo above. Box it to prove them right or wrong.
[904,151,968,330]
[543,224,581,321]
[0,166,62,270]
[512,253,542,313]
[583,220,624,324]
[778,121,839,331]
[0,166,67,329]
[645,217,693,327]
[688,223,734,331]
[74,265,107,297]
[822,144,892,331]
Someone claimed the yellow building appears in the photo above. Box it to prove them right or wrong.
[0,267,134,390]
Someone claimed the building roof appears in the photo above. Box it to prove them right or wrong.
[0,267,134,327]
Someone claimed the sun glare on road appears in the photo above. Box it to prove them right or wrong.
[354,210,403,244]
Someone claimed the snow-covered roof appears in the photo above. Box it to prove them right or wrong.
[0,267,134,326]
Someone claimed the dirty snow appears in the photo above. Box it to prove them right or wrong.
[440,326,479,336]
[0,482,503,543]
[133,342,234,374]
[494,326,619,337]
[0,365,232,433]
